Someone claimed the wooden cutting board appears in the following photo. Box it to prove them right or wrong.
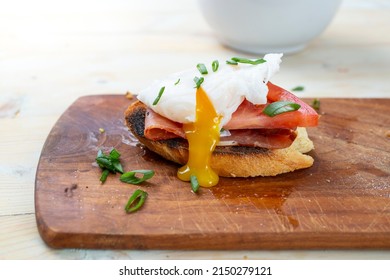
[35,95,390,249]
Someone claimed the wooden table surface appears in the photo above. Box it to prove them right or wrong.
[1,0,389,259]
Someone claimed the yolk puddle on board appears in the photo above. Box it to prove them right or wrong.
[177,87,221,187]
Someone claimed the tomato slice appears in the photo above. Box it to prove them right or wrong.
[225,82,319,130]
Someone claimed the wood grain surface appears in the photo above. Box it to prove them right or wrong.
[35,95,390,249]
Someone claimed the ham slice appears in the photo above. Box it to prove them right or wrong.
[143,107,297,149]
[144,108,185,140]
[219,128,297,149]
[142,82,319,148]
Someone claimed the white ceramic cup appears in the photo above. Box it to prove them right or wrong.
[198,0,342,54]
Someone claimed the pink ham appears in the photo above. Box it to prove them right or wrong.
[220,128,297,149]
[143,107,297,149]
[144,108,185,140]
[142,82,319,149]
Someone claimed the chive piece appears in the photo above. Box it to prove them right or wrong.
[96,156,115,172]
[152,86,165,105]
[263,101,301,117]
[174,78,180,85]
[124,189,148,213]
[109,148,121,160]
[231,57,266,65]
[212,60,219,72]
[194,76,204,89]
[113,161,124,174]
[97,149,103,159]
[226,59,238,65]
[311,98,320,111]
[96,148,124,174]
[99,169,110,183]
[120,170,155,185]
[196,63,208,75]
[292,85,305,91]
[190,175,199,193]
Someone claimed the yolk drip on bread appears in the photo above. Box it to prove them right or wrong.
[177,87,221,187]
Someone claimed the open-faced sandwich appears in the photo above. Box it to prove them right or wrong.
[125,54,319,188]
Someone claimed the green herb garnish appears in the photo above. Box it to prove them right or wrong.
[311,98,320,111]
[196,63,208,75]
[292,85,305,91]
[99,169,110,183]
[96,148,124,183]
[226,59,238,65]
[190,175,199,193]
[212,60,219,72]
[174,78,180,85]
[152,86,165,105]
[194,76,204,89]
[109,148,120,160]
[263,101,301,117]
[124,189,148,213]
[231,57,266,65]
[120,169,155,185]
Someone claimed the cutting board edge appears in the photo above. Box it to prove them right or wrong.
[35,220,390,250]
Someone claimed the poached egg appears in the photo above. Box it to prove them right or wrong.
[137,54,283,187]
[138,53,282,128]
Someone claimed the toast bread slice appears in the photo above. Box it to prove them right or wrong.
[124,101,314,177]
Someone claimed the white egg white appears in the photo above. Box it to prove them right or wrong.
[137,53,283,127]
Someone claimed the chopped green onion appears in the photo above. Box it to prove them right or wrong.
[96,148,124,174]
[263,101,301,117]
[97,149,103,157]
[226,59,238,65]
[311,98,320,111]
[231,57,266,65]
[212,60,219,72]
[194,76,204,89]
[124,189,148,213]
[120,169,155,185]
[174,78,180,85]
[99,169,110,183]
[190,175,199,193]
[196,63,208,75]
[109,148,121,160]
[152,86,165,105]
[292,85,305,91]
[112,162,124,174]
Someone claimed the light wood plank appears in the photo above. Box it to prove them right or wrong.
[1,0,390,259]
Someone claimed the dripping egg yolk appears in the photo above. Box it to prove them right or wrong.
[177,87,221,187]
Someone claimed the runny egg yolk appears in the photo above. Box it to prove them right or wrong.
[177,87,221,187]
